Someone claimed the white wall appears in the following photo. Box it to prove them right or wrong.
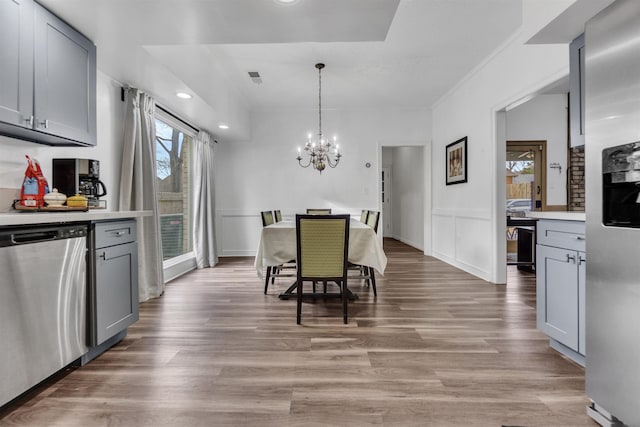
[506,93,568,207]
[215,108,430,256]
[0,71,124,211]
[431,0,574,283]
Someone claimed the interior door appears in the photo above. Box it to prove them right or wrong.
[382,167,391,237]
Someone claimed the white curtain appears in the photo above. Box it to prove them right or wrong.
[193,131,218,268]
[119,88,165,302]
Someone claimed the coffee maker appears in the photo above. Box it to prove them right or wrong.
[52,158,107,208]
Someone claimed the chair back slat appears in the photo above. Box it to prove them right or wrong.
[274,210,283,223]
[360,209,368,223]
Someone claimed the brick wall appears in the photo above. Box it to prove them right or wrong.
[568,146,585,211]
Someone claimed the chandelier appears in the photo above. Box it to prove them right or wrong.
[296,63,342,173]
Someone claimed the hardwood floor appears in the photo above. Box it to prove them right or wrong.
[0,238,595,426]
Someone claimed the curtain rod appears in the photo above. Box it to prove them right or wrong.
[156,105,200,134]
[120,87,201,135]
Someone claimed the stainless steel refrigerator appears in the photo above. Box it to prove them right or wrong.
[585,0,640,425]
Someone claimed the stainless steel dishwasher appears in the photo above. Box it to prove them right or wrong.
[0,223,88,407]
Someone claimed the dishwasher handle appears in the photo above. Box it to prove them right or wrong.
[11,230,59,245]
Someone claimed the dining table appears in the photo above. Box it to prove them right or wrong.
[254,218,388,298]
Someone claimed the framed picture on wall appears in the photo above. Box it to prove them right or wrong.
[446,136,467,185]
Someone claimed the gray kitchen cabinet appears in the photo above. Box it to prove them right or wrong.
[569,33,585,147]
[0,0,34,127]
[0,0,96,146]
[578,254,585,355]
[90,220,139,346]
[536,219,586,362]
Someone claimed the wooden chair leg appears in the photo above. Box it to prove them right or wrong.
[264,266,272,294]
[342,280,348,324]
[369,267,377,297]
[297,280,303,324]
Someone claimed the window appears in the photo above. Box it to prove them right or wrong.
[155,116,194,261]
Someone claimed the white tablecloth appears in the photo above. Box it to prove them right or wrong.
[254,219,387,278]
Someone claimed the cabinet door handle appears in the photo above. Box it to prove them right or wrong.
[566,254,576,263]
[24,115,34,127]
[98,252,106,260]
[39,119,49,129]
[579,256,586,265]
[113,231,126,237]
[576,236,585,240]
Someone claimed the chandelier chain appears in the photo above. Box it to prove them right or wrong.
[318,65,322,138]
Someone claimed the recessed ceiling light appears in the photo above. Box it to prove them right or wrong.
[176,92,192,99]
[274,0,299,5]
[218,124,229,130]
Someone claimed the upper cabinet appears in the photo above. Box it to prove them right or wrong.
[0,0,96,146]
[0,0,34,129]
[569,33,585,147]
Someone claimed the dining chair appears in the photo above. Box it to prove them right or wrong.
[295,214,350,324]
[306,208,332,215]
[366,210,380,230]
[357,210,380,296]
[261,210,275,227]
[260,210,276,293]
[360,209,369,223]
[366,211,381,295]
[272,209,297,284]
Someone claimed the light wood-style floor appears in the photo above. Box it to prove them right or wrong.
[1,239,595,426]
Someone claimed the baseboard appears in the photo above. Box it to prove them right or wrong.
[80,329,128,366]
[394,235,423,251]
[431,251,491,282]
[549,339,585,367]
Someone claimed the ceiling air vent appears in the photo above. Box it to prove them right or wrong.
[248,71,262,84]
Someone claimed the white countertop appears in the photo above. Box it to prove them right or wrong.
[0,210,152,226]
[525,211,586,222]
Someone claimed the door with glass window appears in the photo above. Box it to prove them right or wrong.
[506,141,546,214]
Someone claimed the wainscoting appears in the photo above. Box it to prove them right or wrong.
[431,208,493,281]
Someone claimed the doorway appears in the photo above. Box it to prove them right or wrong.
[380,146,425,251]
[506,140,546,272]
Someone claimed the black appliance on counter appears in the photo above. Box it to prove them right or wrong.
[52,158,107,208]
